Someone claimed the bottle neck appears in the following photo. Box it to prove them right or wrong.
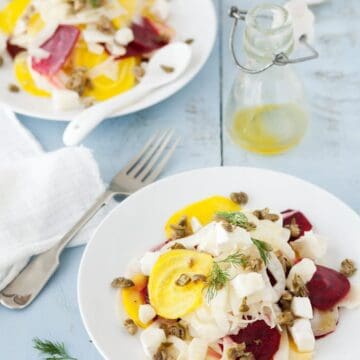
[243,4,294,67]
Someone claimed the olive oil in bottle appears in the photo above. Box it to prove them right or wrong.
[229,103,308,155]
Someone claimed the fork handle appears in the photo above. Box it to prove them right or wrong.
[0,190,115,309]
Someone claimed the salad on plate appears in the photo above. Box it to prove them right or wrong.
[112,192,360,359]
[0,0,177,110]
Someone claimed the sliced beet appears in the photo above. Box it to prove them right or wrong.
[230,320,281,360]
[307,265,350,310]
[32,25,80,76]
[119,17,170,59]
[282,209,312,241]
[6,40,26,58]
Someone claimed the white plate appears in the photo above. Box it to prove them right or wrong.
[0,0,216,121]
[78,167,360,360]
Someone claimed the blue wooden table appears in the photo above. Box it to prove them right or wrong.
[1,0,359,358]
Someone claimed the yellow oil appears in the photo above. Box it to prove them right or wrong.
[229,103,308,155]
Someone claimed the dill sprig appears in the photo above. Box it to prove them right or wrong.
[206,261,230,302]
[215,211,256,231]
[206,251,249,301]
[251,238,272,265]
[33,338,77,360]
[218,251,249,267]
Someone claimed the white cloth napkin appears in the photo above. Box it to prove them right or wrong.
[0,107,105,290]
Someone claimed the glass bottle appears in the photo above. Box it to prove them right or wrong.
[225,4,313,155]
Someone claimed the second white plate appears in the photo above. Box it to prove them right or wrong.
[0,0,217,121]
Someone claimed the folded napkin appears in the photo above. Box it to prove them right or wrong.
[0,107,105,290]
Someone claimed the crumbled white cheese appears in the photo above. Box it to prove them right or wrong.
[286,258,316,291]
[291,231,327,260]
[138,304,156,324]
[291,297,313,319]
[188,338,208,360]
[115,27,134,46]
[151,0,170,21]
[231,272,265,298]
[139,251,161,276]
[289,318,315,352]
[140,326,166,357]
[52,89,81,111]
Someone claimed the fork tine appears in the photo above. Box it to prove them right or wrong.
[142,137,180,183]
[129,129,171,176]
[136,130,174,180]
[121,130,161,174]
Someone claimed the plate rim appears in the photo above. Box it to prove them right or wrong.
[77,165,360,360]
[0,0,217,122]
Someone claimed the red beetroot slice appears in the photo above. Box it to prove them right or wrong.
[230,320,281,360]
[6,40,26,58]
[282,209,312,241]
[307,265,350,310]
[32,25,80,76]
[119,17,170,58]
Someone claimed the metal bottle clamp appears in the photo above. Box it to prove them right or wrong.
[229,6,319,74]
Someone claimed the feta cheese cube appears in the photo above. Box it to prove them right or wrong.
[291,231,327,260]
[188,338,208,360]
[286,258,316,291]
[140,326,166,357]
[52,89,81,111]
[289,318,315,353]
[231,273,265,298]
[140,251,161,275]
[115,27,134,46]
[291,297,313,319]
[139,304,156,324]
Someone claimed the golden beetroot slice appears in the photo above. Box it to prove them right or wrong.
[282,209,313,241]
[32,25,80,76]
[230,320,281,360]
[307,265,350,310]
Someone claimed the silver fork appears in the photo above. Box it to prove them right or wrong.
[0,129,179,309]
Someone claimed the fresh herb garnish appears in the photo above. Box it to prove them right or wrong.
[33,338,77,360]
[215,211,256,231]
[206,261,230,302]
[251,238,272,264]
[206,240,272,301]
[206,251,249,301]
